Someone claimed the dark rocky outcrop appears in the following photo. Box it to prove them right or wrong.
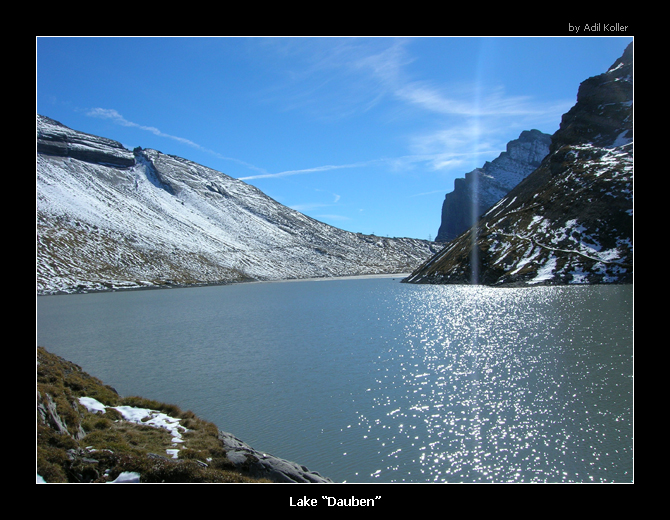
[218,431,333,483]
[550,42,633,151]
[404,42,633,287]
[36,115,136,168]
[436,129,552,243]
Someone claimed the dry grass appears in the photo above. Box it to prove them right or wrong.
[36,347,270,483]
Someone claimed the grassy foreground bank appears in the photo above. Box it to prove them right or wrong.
[36,346,271,483]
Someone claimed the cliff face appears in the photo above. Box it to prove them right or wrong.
[36,115,136,168]
[404,42,633,286]
[435,129,552,243]
[36,115,438,295]
[551,43,633,151]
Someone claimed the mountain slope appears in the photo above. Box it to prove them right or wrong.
[404,42,633,286]
[36,115,438,294]
[435,129,552,243]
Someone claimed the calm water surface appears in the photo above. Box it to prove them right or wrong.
[35,277,633,483]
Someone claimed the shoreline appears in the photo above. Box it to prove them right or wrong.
[35,272,412,297]
[36,274,634,297]
[36,346,334,483]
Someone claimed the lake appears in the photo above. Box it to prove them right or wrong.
[35,276,633,483]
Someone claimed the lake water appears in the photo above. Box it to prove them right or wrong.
[35,276,633,483]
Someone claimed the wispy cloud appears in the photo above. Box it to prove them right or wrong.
[405,125,502,171]
[253,38,414,122]
[87,108,200,147]
[347,41,574,176]
[392,80,570,173]
[86,108,268,175]
[239,159,383,181]
[344,39,567,121]
[396,82,559,118]
[252,38,568,177]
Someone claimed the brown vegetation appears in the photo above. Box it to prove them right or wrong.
[36,346,270,483]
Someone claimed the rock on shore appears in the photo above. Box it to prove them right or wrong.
[218,431,333,483]
[36,346,333,483]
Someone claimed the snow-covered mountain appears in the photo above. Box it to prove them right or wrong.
[435,129,552,243]
[36,115,438,294]
[404,42,633,286]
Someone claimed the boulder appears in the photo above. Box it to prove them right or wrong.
[218,430,333,483]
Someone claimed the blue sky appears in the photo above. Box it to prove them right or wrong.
[36,36,632,240]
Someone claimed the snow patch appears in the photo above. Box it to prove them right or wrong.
[107,471,141,483]
[527,255,557,285]
[78,397,189,458]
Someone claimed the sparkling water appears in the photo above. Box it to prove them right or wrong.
[36,277,633,483]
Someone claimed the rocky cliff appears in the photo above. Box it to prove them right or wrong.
[36,116,136,168]
[36,115,438,295]
[435,129,552,243]
[404,42,633,286]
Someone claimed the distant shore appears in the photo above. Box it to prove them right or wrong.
[36,272,412,297]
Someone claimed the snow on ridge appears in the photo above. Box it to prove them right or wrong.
[37,117,436,294]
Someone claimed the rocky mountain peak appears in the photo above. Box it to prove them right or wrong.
[435,129,552,243]
[551,42,633,151]
[405,42,633,287]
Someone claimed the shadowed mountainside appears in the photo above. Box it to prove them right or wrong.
[404,42,633,287]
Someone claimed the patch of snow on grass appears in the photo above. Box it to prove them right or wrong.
[79,396,107,413]
[107,471,141,483]
[510,244,539,275]
[79,397,189,458]
[568,266,589,284]
[527,255,557,285]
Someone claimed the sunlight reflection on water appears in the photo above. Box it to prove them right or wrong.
[355,285,633,483]
[36,280,633,483]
